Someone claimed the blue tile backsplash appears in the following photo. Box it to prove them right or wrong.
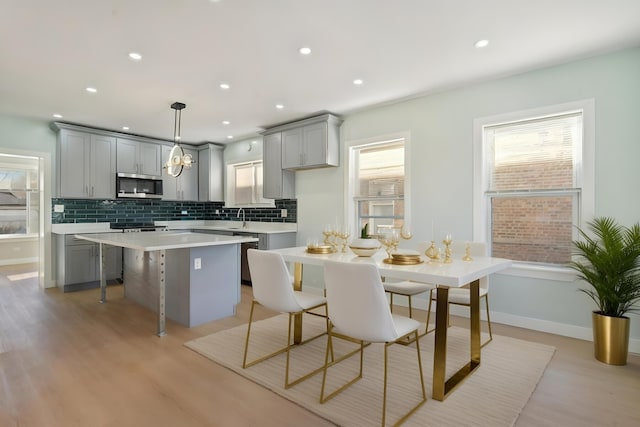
[51,198,297,224]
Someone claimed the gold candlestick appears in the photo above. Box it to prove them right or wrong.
[462,242,473,261]
[442,233,453,264]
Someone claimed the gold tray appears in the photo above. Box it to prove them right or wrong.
[306,246,334,254]
[391,254,421,260]
[383,258,424,265]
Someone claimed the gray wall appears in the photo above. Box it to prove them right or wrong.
[294,48,640,351]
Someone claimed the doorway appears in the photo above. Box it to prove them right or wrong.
[0,153,43,287]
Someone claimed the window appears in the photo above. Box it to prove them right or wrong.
[474,100,594,271]
[0,154,40,237]
[225,161,273,207]
[350,138,406,236]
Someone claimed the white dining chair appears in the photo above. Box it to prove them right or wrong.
[321,260,426,427]
[426,242,493,347]
[243,249,328,389]
[383,241,436,339]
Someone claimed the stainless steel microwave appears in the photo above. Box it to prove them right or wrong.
[116,173,163,199]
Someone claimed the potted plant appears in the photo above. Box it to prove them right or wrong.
[570,217,640,365]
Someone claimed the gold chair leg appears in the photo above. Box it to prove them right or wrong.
[242,300,258,368]
[481,294,493,348]
[383,330,427,426]
[245,301,328,389]
[407,295,413,318]
[320,323,364,404]
[389,293,394,313]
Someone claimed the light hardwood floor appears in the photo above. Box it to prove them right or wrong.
[1,264,639,427]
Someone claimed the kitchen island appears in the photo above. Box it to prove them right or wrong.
[74,231,258,336]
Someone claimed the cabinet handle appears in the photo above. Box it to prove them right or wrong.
[85,185,89,196]
[91,186,95,197]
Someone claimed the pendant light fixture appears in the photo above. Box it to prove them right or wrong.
[164,101,194,177]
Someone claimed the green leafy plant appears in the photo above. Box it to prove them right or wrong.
[360,223,371,239]
[570,217,640,317]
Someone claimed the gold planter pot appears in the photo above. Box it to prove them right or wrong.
[592,311,630,365]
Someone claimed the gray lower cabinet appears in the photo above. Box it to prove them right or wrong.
[56,235,122,292]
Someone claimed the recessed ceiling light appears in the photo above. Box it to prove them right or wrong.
[222,120,230,125]
[52,113,63,119]
[86,87,97,93]
[219,83,230,90]
[353,79,364,85]
[128,52,142,61]
[475,39,489,48]
[299,46,311,55]
[227,135,233,139]
[122,126,130,131]
[275,104,284,109]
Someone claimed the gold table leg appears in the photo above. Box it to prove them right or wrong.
[293,262,303,344]
[432,279,481,401]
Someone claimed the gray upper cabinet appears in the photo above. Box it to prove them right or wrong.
[56,127,116,199]
[161,145,199,201]
[180,147,199,200]
[198,143,224,201]
[116,138,162,177]
[279,114,342,170]
[263,133,295,199]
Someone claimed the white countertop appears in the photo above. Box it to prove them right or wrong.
[74,231,258,251]
[52,220,297,235]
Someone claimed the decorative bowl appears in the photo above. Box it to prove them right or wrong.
[350,238,381,249]
[349,245,380,257]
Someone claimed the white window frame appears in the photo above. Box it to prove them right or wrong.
[473,99,595,281]
[0,154,40,239]
[346,133,411,238]
[224,160,274,208]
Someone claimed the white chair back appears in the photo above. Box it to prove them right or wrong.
[324,260,398,342]
[247,249,302,313]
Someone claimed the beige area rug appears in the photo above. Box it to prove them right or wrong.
[185,314,555,427]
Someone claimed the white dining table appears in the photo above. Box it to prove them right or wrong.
[270,246,512,401]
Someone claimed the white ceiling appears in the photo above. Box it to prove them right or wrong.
[1,0,639,145]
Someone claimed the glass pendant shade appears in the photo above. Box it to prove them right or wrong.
[164,101,194,177]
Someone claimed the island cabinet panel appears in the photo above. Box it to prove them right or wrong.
[123,244,240,327]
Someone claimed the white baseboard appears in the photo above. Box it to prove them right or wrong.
[366,290,640,355]
[0,257,38,266]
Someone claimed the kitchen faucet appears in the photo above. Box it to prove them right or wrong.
[237,208,246,228]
